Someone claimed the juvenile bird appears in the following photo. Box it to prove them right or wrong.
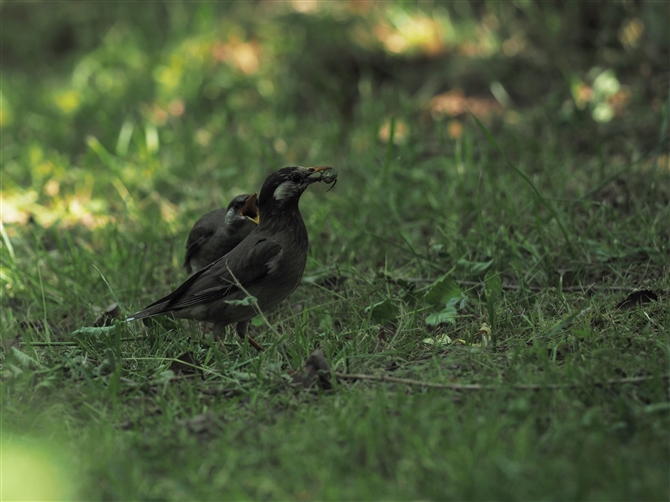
[184,193,259,274]
[128,166,337,350]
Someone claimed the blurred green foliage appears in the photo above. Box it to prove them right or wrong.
[2,1,667,233]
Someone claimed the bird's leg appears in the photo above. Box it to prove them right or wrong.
[235,320,264,352]
[212,322,229,353]
[212,322,226,340]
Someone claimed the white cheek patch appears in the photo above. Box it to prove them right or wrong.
[273,181,301,201]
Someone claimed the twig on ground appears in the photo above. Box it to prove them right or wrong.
[334,372,670,391]
[404,279,662,293]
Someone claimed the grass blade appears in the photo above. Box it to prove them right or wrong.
[469,109,574,254]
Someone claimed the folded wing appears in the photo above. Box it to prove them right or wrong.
[130,237,282,319]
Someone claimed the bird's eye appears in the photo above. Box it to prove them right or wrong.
[290,172,301,183]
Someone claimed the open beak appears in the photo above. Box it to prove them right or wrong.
[240,193,259,223]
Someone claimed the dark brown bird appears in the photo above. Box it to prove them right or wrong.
[183,193,259,274]
[128,166,337,350]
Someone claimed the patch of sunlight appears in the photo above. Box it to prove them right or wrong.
[447,120,463,139]
[429,89,502,122]
[593,69,620,98]
[1,438,77,501]
[153,65,182,94]
[374,8,445,55]
[145,122,159,153]
[292,0,319,14]
[458,27,499,58]
[1,190,39,224]
[0,91,13,127]
[53,89,81,114]
[195,128,212,147]
[113,160,160,192]
[168,98,185,117]
[571,80,592,110]
[652,155,669,173]
[44,179,60,197]
[592,103,614,123]
[145,103,168,126]
[284,0,351,17]
[67,195,109,229]
[1,187,110,230]
[231,40,260,74]
[378,118,409,144]
[569,68,628,123]
[502,32,527,57]
[273,137,287,154]
[619,18,644,49]
[212,36,261,75]
[151,190,179,228]
[370,5,501,58]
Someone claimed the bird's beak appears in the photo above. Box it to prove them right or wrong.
[241,193,259,223]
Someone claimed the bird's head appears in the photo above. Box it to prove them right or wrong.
[226,193,260,227]
[259,166,337,213]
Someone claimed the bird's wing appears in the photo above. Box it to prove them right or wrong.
[183,209,227,267]
[132,237,282,318]
[183,225,214,266]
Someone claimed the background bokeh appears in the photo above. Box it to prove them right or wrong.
[2,1,667,232]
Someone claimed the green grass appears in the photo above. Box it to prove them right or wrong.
[2,2,669,500]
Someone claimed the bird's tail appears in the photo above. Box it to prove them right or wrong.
[126,302,171,322]
[126,255,217,322]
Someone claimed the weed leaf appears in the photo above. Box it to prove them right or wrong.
[72,326,118,340]
[10,347,40,369]
[425,298,460,326]
[366,299,399,322]
[424,277,461,305]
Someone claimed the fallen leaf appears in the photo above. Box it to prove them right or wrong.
[10,347,40,369]
[477,323,492,347]
[292,350,333,389]
[422,334,453,346]
[365,299,399,323]
[71,325,117,339]
[425,298,461,326]
[93,302,121,327]
[424,277,461,305]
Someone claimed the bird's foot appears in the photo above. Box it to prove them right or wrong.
[235,320,264,352]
